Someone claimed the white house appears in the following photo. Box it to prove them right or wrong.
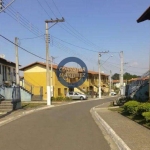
[0,56,16,86]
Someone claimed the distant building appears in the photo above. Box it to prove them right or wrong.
[112,80,126,88]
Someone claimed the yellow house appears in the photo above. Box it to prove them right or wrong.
[20,62,109,100]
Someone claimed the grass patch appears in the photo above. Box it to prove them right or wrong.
[21,103,46,109]
[109,107,123,112]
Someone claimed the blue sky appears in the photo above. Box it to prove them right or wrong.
[0,0,150,76]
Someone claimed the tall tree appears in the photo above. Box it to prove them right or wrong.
[111,72,138,80]
[112,73,120,80]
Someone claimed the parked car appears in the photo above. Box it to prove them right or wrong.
[110,91,117,96]
[66,92,88,100]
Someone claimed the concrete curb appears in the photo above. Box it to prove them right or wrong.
[91,105,131,150]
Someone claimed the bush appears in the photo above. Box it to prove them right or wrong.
[136,103,150,116]
[142,112,150,122]
[51,96,72,101]
[123,100,140,115]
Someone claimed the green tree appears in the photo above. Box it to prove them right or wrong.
[123,72,138,80]
[112,73,119,80]
[112,72,138,80]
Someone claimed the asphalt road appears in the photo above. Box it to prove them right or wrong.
[0,98,116,150]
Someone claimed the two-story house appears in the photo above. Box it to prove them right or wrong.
[20,61,109,100]
[0,56,16,86]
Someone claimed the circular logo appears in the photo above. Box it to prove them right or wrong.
[56,57,88,88]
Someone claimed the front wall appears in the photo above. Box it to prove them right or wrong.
[23,65,109,100]
[25,65,46,72]
[24,72,46,99]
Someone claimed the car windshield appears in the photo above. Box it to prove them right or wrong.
[77,92,83,95]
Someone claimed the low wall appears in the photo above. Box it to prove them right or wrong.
[0,87,31,102]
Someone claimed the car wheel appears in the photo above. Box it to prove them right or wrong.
[80,96,84,100]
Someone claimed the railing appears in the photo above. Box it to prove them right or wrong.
[23,79,43,99]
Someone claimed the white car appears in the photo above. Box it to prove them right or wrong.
[66,92,88,100]
[110,91,117,96]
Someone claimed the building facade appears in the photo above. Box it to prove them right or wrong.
[0,57,16,86]
[20,62,109,100]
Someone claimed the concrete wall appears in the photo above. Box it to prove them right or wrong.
[0,87,31,102]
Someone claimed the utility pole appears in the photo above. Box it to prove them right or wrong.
[98,53,101,99]
[15,37,20,86]
[14,37,21,109]
[0,0,2,10]
[50,56,56,97]
[109,70,112,94]
[98,51,109,98]
[45,18,64,105]
[120,51,124,96]
[50,56,53,97]
[0,0,15,13]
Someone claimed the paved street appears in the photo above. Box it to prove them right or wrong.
[0,98,117,150]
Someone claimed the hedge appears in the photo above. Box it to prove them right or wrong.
[142,112,150,122]
[123,101,139,115]
[123,100,150,122]
[51,96,72,101]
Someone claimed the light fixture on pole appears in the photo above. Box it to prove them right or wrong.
[98,51,109,98]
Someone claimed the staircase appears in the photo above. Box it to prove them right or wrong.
[0,100,13,115]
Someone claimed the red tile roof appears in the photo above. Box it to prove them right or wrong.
[20,62,109,76]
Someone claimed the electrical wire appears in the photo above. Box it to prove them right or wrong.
[0,34,46,60]
[50,0,103,51]
[51,36,99,53]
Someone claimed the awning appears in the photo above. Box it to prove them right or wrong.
[137,6,150,23]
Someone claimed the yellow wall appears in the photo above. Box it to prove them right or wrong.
[23,64,109,100]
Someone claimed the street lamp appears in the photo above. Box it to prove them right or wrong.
[101,55,113,65]
[98,52,110,98]
[101,55,113,95]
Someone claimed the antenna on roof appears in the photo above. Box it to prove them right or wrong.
[0,54,5,58]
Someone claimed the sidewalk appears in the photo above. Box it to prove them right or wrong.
[92,102,150,150]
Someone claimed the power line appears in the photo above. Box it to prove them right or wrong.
[50,0,103,51]
[6,5,43,36]
[19,34,45,40]
[37,0,50,17]
[42,0,103,51]
[0,34,46,60]
[52,36,99,53]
